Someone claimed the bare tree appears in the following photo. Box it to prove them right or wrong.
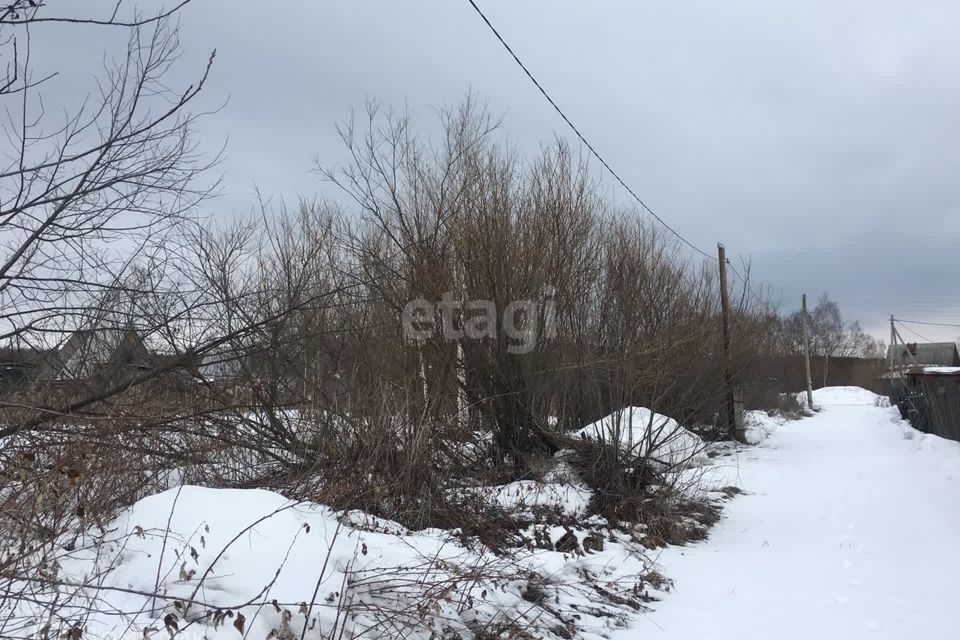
[776,293,882,385]
[0,1,222,427]
[0,77,785,637]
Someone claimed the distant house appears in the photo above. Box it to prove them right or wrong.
[886,342,960,369]
[36,328,154,385]
[196,343,250,382]
[0,346,47,387]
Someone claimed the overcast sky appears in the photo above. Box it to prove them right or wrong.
[33,1,960,342]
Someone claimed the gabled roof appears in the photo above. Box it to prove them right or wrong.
[197,344,248,380]
[886,342,960,368]
[37,328,153,382]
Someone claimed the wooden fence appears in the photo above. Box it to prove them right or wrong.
[890,375,960,443]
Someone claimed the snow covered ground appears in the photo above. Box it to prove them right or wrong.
[616,386,960,639]
[14,386,960,639]
[22,484,657,640]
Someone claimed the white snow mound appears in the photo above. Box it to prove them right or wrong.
[799,386,887,409]
[27,485,661,640]
[576,406,708,467]
[743,410,785,445]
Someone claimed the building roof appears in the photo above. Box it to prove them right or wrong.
[196,344,248,380]
[36,328,153,382]
[908,366,960,377]
[886,342,960,368]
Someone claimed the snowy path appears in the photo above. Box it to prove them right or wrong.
[619,387,960,640]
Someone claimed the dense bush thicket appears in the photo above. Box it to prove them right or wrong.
[0,96,784,533]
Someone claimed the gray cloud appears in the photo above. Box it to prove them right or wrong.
[26,0,960,339]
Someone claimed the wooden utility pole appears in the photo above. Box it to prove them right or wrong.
[717,243,738,439]
[889,315,896,372]
[802,294,814,410]
[889,317,914,365]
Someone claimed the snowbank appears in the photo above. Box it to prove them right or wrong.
[576,406,708,467]
[28,485,662,640]
[888,405,960,479]
[743,409,785,445]
[800,386,887,408]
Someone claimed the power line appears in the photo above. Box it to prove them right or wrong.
[464,0,712,261]
[895,318,960,329]
[465,0,778,310]
[896,321,935,343]
[725,261,769,307]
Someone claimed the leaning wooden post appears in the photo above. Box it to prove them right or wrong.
[717,243,739,440]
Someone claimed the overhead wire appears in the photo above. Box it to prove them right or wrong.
[464,0,711,261]
[895,318,960,329]
[895,321,936,344]
[464,0,772,306]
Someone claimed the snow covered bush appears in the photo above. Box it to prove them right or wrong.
[576,406,709,469]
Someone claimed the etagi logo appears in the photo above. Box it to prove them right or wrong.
[402,287,557,355]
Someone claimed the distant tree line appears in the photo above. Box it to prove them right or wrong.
[772,294,885,386]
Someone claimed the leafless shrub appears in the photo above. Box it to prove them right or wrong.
[773,392,809,419]
[0,3,782,631]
